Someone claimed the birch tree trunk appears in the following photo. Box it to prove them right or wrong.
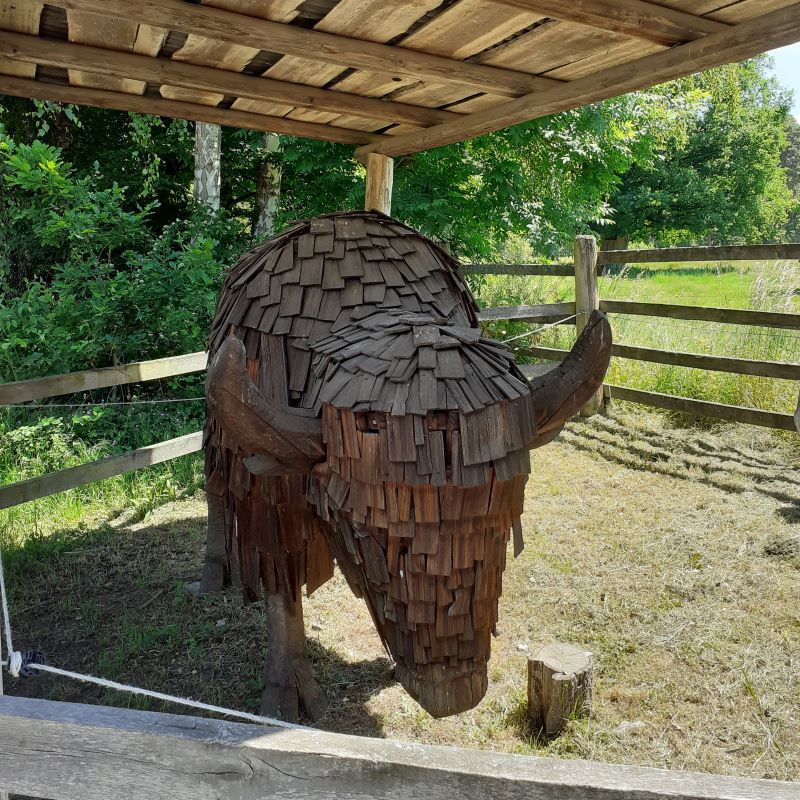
[254,133,282,239]
[194,122,221,211]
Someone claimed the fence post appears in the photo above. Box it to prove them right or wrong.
[364,153,393,215]
[574,235,603,415]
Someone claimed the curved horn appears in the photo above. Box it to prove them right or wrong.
[206,335,325,471]
[527,310,612,449]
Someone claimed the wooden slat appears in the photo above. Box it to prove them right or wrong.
[355,4,800,157]
[0,0,41,78]
[46,0,554,98]
[603,384,797,431]
[478,302,577,324]
[0,432,202,510]
[496,0,729,45]
[0,76,382,144]
[596,243,800,264]
[0,352,209,405]
[599,300,800,330]
[520,344,800,380]
[1,696,797,800]
[464,263,575,277]
[0,31,457,128]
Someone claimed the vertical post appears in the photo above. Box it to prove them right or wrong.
[574,235,603,416]
[0,632,6,800]
[364,153,394,215]
[194,121,222,211]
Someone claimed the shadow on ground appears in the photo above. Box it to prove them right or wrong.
[3,499,392,737]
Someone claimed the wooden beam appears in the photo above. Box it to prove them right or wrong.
[0,352,208,405]
[478,302,577,325]
[574,235,603,414]
[0,31,457,128]
[463,263,575,277]
[596,243,800,264]
[364,153,393,215]
[355,4,800,158]
[0,432,202,510]
[520,344,800,381]
[0,76,381,144]
[496,0,728,46]
[1,696,798,800]
[599,300,800,330]
[603,384,798,431]
[44,0,558,98]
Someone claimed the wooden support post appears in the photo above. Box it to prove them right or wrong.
[574,235,603,415]
[364,153,393,215]
[528,643,593,737]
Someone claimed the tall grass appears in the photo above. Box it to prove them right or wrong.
[471,259,800,414]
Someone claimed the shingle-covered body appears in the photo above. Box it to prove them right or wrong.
[203,211,612,718]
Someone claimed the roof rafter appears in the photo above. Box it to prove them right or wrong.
[0,75,383,143]
[0,31,458,128]
[355,3,800,160]
[495,0,728,45]
[43,0,560,98]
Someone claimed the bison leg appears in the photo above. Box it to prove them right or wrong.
[262,591,328,723]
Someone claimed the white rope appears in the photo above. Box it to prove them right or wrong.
[0,539,303,730]
[501,314,577,344]
[3,397,204,409]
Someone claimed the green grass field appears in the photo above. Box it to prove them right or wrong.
[471,258,800,414]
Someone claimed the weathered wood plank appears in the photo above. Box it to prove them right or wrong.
[599,300,800,330]
[355,4,800,157]
[0,432,202,510]
[596,244,800,264]
[603,384,797,431]
[478,302,577,324]
[0,696,797,800]
[0,31,457,128]
[0,76,382,145]
[0,352,209,405]
[364,153,393,215]
[520,344,800,381]
[496,0,728,45]
[45,0,553,98]
[574,235,603,414]
[463,263,575,277]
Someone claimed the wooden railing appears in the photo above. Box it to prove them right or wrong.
[467,240,800,432]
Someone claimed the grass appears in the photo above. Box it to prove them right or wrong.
[2,406,798,781]
[471,258,800,414]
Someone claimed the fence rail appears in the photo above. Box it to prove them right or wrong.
[0,696,795,800]
[597,243,800,265]
[0,351,208,405]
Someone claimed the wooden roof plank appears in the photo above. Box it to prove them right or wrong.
[495,0,729,45]
[47,0,562,99]
[0,30,461,128]
[0,0,41,78]
[355,3,800,158]
[0,74,384,144]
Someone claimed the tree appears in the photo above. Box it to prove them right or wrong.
[194,122,221,211]
[604,59,795,246]
[780,115,800,240]
[253,133,282,239]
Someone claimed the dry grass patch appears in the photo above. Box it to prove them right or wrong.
[3,406,798,781]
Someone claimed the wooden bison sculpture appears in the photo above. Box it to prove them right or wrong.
[200,211,611,721]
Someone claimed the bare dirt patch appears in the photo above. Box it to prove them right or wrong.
[4,406,798,781]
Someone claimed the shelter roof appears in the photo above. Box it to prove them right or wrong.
[1,1,798,156]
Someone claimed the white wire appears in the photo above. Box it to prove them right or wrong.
[0,538,303,730]
[501,314,577,344]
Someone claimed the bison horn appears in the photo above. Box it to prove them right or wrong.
[206,335,325,471]
[528,310,612,449]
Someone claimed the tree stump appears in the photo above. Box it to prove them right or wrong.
[527,643,593,736]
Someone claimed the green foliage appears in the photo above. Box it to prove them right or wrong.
[781,116,800,240]
[606,59,796,245]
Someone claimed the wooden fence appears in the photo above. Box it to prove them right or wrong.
[466,240,800,432]
[1,241,799,799]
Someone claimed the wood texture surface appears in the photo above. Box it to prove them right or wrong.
[0,352,208,404]
[0,432,202,509]
[2,695,797,800]
[574,235,603,415]
[596,243,800,264]
[364,153,393,214]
